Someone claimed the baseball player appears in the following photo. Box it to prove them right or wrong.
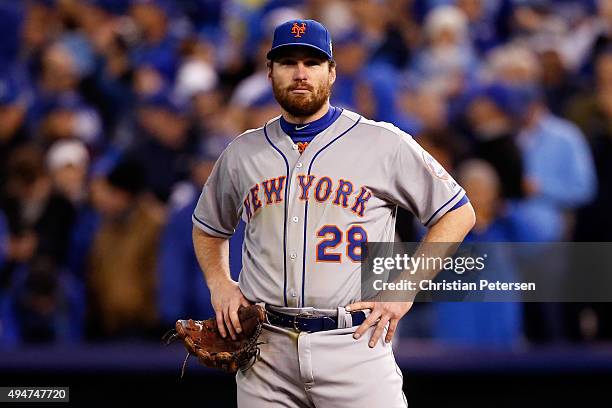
[192,19,475,407]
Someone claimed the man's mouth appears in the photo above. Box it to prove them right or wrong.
[290,86,313,93]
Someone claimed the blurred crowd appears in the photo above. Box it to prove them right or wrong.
[0,0,611,347]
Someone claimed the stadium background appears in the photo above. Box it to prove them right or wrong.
[0,0,611,405]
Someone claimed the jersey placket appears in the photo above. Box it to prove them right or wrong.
[282,132,329,308]
[284,142,305,307]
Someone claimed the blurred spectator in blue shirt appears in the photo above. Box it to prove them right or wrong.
[514,85,596,241]
[433,159,528,348]
[158,150,244,326]
[486,44,596,240]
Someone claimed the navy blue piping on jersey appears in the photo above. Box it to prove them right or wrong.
[300,116,362,307]
[193,214,233,237]
[449,194,469,212]
[424,190,465,227]
[264,123,291,307]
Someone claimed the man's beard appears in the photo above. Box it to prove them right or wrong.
[272,78,331,117]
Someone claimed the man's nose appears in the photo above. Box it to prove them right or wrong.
[293,62,308,80]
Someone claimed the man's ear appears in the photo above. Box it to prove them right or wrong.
[329,64,337,85]
[267,61,273,80]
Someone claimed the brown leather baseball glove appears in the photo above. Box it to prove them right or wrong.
[163,305,266,376]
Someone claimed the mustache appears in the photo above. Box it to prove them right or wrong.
[288,84,314,92]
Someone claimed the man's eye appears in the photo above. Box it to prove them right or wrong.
[305,60,321,66]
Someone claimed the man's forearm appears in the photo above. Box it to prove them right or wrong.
[392,203,476,299]
[415,202,476,277]
[192,226,233,290]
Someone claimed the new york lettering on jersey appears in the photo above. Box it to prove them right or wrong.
[243,175,372,222]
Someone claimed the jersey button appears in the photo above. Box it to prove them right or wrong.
[292,216,299,223]
[290,289,297,297]
[292,144,298,150]
[296,162,303,168]
[290,252,297,259]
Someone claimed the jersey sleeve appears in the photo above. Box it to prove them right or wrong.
[388,131,467,226]
[192,148,242,238]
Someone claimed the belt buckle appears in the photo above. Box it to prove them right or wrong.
[292,311,336,332]
[292,311,312,332]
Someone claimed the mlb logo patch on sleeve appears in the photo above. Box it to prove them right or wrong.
[422,150,449,180]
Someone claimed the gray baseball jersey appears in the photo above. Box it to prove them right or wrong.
[193,109,466,309]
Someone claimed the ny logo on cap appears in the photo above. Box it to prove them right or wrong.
[291,22,306,38]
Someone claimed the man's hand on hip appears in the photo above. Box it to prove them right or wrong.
[345,301,413,347]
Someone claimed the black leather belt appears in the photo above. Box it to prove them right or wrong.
[265,306,366,332]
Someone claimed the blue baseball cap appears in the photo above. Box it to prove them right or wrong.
[267,19,333,61]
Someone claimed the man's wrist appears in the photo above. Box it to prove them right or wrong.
[208,275,234,292]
